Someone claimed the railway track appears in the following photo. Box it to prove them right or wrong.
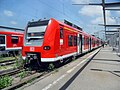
[0,68,20,77]
[0,67,49,90]
[3,71,48,90]
[0,59,16,66]
[1,48,100,90]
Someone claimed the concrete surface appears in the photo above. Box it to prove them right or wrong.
[20,46,120,90]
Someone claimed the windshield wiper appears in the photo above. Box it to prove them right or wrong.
[27,37,43,42]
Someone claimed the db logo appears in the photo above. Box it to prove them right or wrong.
[30,47,35,51]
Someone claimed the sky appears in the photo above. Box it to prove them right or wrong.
[0,0,120,39]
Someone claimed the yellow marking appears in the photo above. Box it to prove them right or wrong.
[64,27,78,33]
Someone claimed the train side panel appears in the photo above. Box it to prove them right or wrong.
[0,31,23,55]
[6,34,23,50]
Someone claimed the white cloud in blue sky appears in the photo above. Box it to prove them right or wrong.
[4,10,14,17]
[10,21,17,25]
[79,6,102,17]
[71,0,90,3]
[116,11,120,15]
[91,16,116,24]
[77,1,117,25]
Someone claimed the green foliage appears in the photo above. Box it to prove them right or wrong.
[18,70,26,79]
[48,63,55,71]
[0,55,3,58]
[0,75,13,89]
[0,66,7,70]
[25,57,29,64]
[15,54,25,68]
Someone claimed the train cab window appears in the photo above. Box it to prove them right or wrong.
[0,36,5,44]
[74,36,77,46]
[60,28,63,38]
[11,36,18,44]
[68,35,73,46]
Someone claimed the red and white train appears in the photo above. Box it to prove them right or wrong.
[0,31,23,55]
[22,18,101,65]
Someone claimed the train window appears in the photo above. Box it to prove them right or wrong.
[74,36,77,46]
[68,35,73,46]
[11,36,18,44]
[0,36,5,44]
[60,28,63,38]
[94,40,96,44]
[82,37,84,45]
[27,25,47,39]
[92,39,94,44]
[86,38,89,45]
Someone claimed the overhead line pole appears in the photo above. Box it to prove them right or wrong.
[102,0,107,40]
[72,3,101,6]
[105,8,120,11]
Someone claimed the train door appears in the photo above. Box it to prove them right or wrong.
[77,34,82,54]
[60,26,64,50]
[0,35,6,51]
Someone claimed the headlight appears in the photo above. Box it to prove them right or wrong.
[43,46,51,50]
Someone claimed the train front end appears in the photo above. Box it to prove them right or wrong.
[0,35,6,54]
[22,18,59,65]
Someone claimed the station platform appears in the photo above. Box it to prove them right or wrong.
[65,46,120,90]
[21,46,120,90]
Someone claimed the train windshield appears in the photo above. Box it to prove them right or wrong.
[27,25,47,39]
[25,20,49,46]
[0,36,5,44]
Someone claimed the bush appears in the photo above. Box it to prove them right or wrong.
[0,75,12,89]
[48,63,55,71]
[18,70,26,79]
[15,54,25,69]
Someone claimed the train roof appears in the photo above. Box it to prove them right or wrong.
[0,31,23,35]
[28,20,49,27]
[0,26,24,31]
[56,18,90,37]
[59,19,82,31]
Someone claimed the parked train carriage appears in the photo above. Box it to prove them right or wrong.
[82,32,91,53]
[91,35,101,49]
[22,18,101,65]
[96,38,101,47]
[0,31,23,55]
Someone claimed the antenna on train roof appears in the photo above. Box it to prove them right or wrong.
[44,17,46,19]
[38,19,42,21]
[32,19,34,21]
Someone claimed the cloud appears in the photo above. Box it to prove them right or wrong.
[4,10,13,17]
[71,0,90,3]
[91,17,102,24]
[91,16,116,24]
[116,11,120,15]
[10,21,17,25]
[78,5,112,17]
[79,6,103,17]
[78,5,115,24]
